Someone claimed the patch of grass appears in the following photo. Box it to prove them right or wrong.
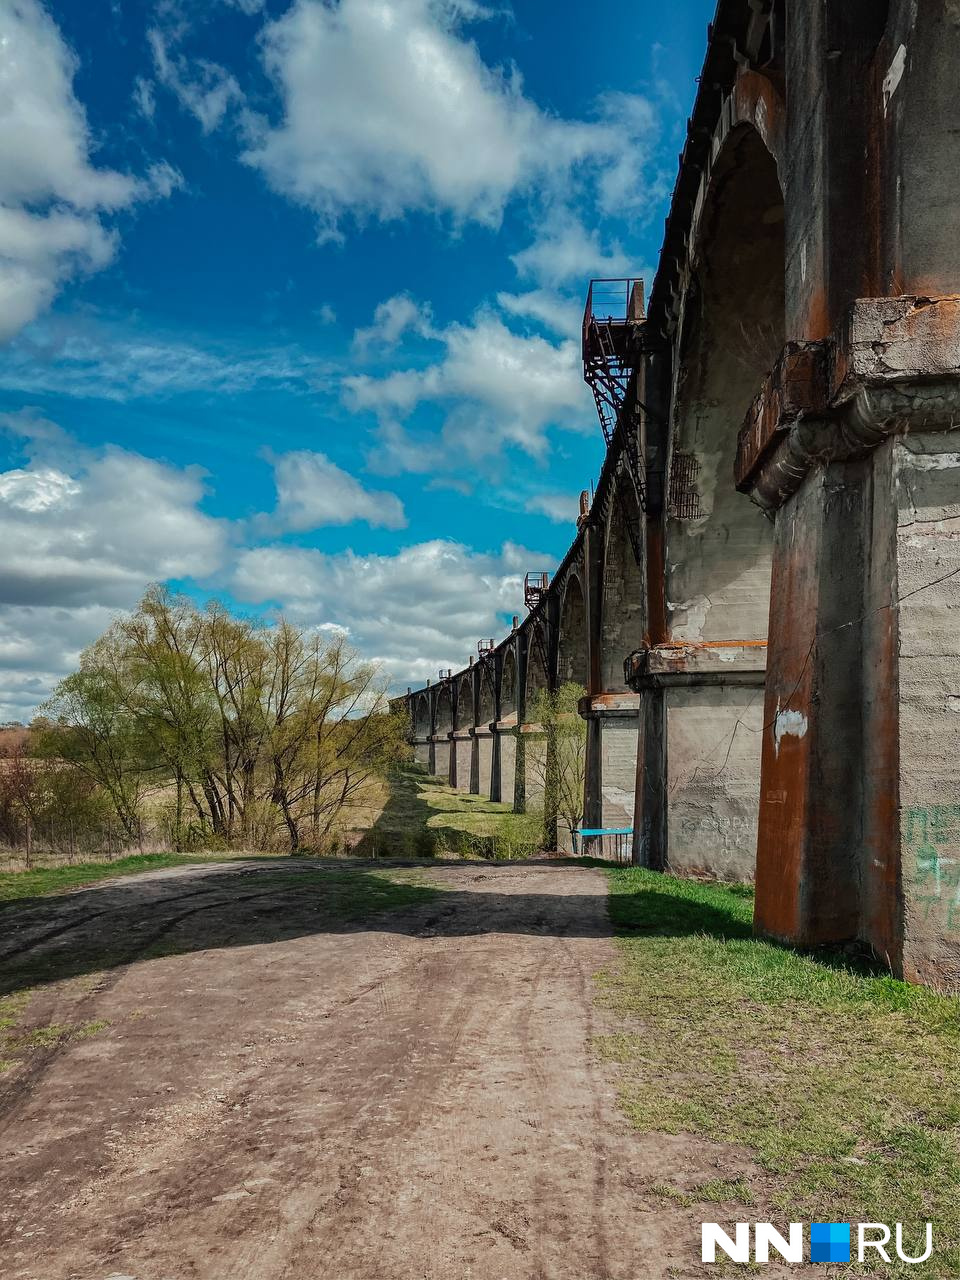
[356,765,543,860]
[652,1177,755,1209]
[1,1012,110,1068]
[0,851,289,909]
[596,867,960,1277]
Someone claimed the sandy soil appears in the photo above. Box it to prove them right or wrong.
[0,860,762,1279]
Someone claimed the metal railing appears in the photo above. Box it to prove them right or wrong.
[575,826,634,862]
[524,571,550,611]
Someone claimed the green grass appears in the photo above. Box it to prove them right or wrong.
[0,851,288,909]
[596,867,960,1276]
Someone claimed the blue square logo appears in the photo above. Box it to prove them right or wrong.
[811,1222,851,1263]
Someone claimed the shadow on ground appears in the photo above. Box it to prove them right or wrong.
[351,764,528,859]
[0,854,768,1000]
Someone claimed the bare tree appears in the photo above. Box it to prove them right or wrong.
[529,683,588,853]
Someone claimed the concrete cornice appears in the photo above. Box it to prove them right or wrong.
[736,295,960,511]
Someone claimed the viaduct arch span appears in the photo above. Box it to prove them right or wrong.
[402,0,960,991]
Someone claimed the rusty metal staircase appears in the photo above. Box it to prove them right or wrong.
[582,278,646,569]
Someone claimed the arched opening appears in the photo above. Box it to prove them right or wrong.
[413,694,430,737]
[435,685,453,735]
[500,649,518,720]
[557,575,588,688]
[452,673,474,791]
[433,682,454,781]
[454,674,473,731]
[662,123,785,882]
[667,124,784,643]
[497,647,519,807]
[478,667,495,725]
[601,479,645,690]
[524,625,549,711]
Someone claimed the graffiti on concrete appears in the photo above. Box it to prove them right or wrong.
[906,805,960,933]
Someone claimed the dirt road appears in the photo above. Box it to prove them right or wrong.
[0,860,750,1279]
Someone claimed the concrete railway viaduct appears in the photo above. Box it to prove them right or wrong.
[401,0,960,990]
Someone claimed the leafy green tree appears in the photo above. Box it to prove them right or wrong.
[41,589,409,855]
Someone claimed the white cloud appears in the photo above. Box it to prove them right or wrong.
[231,537,552,688]
[347,307,591,471]
[353,293,435,350]
[496,288,581,339]
[243,0,619,241]
[0,0,181,340]
[525,492,579,524]
[0,412,229,717]
[265,449,406,531]
[133,75,156,119]
[148,25,244,134]
[0,318,330,401]
[511,214,633,288]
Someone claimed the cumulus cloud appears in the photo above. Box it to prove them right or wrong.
[347,307,591,471]
[243,0,624,241]
[353,293,435,351]
[0,0,181,340]
[264,449,406,531]
[511,215,633,288]
[0,411,227,717]
[231,537,552,688]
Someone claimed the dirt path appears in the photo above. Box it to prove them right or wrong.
[0,861,751,1279]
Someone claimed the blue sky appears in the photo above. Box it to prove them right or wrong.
[0,0,714,717]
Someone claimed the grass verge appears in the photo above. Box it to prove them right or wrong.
[596,867,960,1278]
[0,851,288,908]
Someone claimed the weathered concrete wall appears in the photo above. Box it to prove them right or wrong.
[894,435,960,988]
[498,729,516,808]
[666,686,763,881]
[599,717,638,830]
[433,738,450,781]
[665,128,780,648]
[453,735,472,792]
[413,740,430,767]
[476,731,493,798]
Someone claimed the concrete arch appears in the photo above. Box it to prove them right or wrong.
[478,666,495,724]
[433,681,454,783]
[496,646,519,807]
[500,648,518,720]
[557,573,588,688]
[435,684,454,734]
[454,673,474,730]
[524,624,549,707]
[412,693,431,737]
[601,478,645,691]
[451,672,474,791]
[668,123,783,646]
[662,121,784,880]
